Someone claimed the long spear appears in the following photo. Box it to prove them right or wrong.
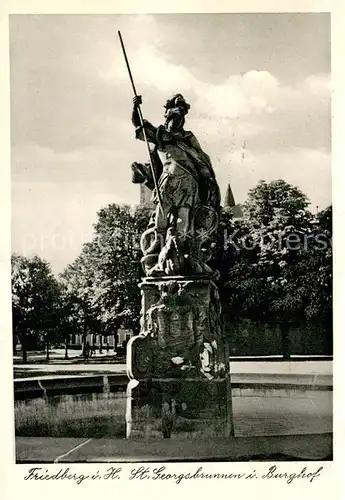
[118,31,163,215]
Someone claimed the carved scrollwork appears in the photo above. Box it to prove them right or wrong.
[127,335,153,380]
[129,278,228,380]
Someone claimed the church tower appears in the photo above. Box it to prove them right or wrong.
[223,181,243,219]
[224,182,236,208]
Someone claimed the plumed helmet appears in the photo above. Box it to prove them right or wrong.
[164,94,191,114]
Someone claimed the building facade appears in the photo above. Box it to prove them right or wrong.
[140,184,154,207]
[69,329,132,348]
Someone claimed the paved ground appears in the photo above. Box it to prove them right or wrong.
[15,433,332,463]
[14,360,332,375]
[14,349,332,360]
[14,361,333,395]
[13,348,116,362]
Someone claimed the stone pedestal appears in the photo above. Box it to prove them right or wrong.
[126,277,233,439]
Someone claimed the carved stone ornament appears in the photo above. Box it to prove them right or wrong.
[127,278,227,381]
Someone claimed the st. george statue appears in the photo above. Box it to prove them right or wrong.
[131,93,221,277]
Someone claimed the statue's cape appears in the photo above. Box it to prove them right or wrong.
[136,121,220,207]
[175,138,216,180]
[153,125,216,181]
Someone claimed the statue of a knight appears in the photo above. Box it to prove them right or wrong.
[131,93,220,277]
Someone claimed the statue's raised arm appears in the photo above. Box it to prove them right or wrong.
[131,95,158,144]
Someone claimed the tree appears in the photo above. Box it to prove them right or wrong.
[303,205,332,351]
[90,203,150,337]
[219,180,332,358]
[59,249,99,357]
[57,281,82,359]
[243,179,311,227]
[12,254,60,362]
[59,203,151,355]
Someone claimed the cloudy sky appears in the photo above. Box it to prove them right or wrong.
[10,13,331,273]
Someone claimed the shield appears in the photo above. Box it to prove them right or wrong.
[194,204,219,240]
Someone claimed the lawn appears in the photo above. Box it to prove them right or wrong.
[15,394,127,438]
[15,394,214,439]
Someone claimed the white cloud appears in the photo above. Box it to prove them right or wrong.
[103,39,330,133]
[104,42,282,119]
[216,146,331,211]
[197,70,279,118]
[304,73,331,95]
[10,15,331,273]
